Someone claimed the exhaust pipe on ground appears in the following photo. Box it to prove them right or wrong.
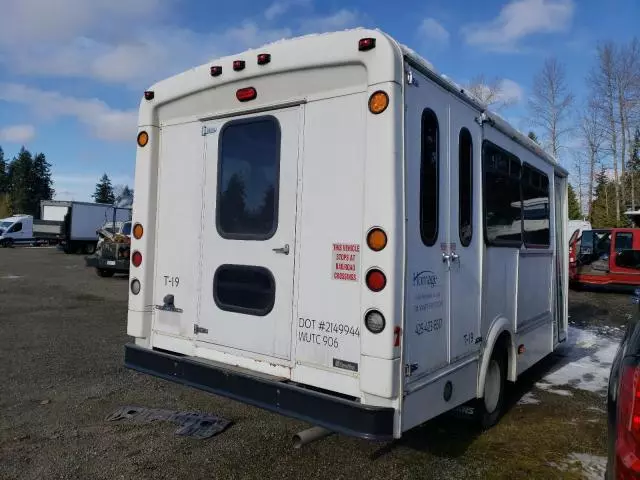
[292,426,333,448]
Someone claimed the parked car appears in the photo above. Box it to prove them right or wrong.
[607,289,640,478]
[570,228,640,290]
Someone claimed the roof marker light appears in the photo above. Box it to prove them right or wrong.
[210,66,222,77]
[359,38,376,51]
[144,91,154,100]
[257,53,271,65]
[233,60,245,71]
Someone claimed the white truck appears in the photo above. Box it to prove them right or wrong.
[59,202,132,254]
[0,215,64,247]
[124,28,569,441]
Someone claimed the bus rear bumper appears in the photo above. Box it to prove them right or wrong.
[124,343,395,441]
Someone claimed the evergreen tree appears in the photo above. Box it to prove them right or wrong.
[528,131,540,144]
[0,146,8,195]
[93,174,115,204]
[28,153,54,217]
[591,168,618,227]
[8,147,35,214]
[568,184,582,220]
[219,174,247,232]
[629,127,640,172]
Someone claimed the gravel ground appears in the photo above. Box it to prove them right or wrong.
[0,248,625,479]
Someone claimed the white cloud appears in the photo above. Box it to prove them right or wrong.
[498,79,525,104]
[0,124,36,143]
[0,2,362,89]
[462,0,574,52]
[418,18,450,45]
[298,9,362,33]
[0,0,174,45]
[265,0,311,20]
[0,84,136,142]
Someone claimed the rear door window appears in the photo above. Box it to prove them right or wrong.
[216,117,280,240]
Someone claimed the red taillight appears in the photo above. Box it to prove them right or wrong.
[616,364,640,477]
[366,268,386,292]
[210,65,222,77]
[236,87,257,102]
[358,37,376,51]
[257,53,271,65]
[233,60,245,71]
[132,251,142,268]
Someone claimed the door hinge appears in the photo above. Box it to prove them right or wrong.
[201,125,217,136]
[194,324,209,335]
[405,363,418,377]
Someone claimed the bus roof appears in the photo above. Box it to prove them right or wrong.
[142,27,568,177]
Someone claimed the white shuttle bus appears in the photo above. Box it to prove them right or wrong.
[125,28,569,440]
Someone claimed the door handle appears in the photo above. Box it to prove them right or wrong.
[273,244,290,255]
[442,252,450,264]
[450,252,460,262]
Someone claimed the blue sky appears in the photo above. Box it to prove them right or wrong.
[0,0,638,200]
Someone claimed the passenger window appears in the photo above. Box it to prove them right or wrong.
[483,141,522,246]
[616,232,633,252]
[459,128,473,247]
[217,117,280,239]
[522,164,550,248]
[420,109,439,247]
[214,265,275,316]
[9,222,22,233]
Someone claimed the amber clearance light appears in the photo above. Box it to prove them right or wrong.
[367,227,387,252]
[368,91,389,114]
[137,131,149,147]
[133,223,144,240]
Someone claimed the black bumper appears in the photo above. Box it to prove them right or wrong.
[124,343,395,441]
[85,256,129,271]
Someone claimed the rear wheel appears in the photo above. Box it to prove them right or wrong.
[1,238,14,248]
[84,243,96,255]
[96,268,114,278]
[475,345,507,429]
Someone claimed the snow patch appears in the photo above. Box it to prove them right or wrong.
[517,392,541,405]
[541,325,620,396]
[553,453,607,480]
[0,274,22,280]
[535,382,573,396]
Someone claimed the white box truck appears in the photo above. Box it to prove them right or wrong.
[40,200,72,222]
[124,28,569,441]
[61,202,132,254]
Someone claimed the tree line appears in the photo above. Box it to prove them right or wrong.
[0,144,134,219]
[469,37,640,227]
[0,146,54,218]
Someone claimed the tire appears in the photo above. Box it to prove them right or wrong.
[1,238,14,248]
[84,243,96,255]
[96,268,115,278]
[475,345,507,430]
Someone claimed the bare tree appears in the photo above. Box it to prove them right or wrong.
[589,43,621,223]
[464,74,518,112]
[528,57,575,161]
[617,38,640,209]
[581,97,604,219]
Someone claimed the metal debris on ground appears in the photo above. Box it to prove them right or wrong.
[106,405,232,439]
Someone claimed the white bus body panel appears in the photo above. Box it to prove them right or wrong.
[125,28,569,441]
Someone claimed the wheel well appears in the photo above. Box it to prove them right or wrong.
[494,331,515,382]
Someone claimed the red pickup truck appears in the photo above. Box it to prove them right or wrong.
[570,227,640,289]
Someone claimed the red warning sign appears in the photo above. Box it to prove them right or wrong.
[332,243,360,282]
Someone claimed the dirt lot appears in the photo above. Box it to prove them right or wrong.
[0,248,629,479]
